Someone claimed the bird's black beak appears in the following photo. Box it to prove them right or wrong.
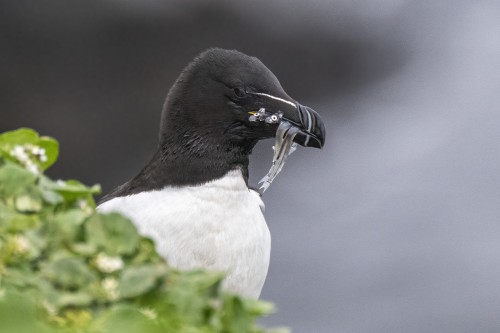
[281,103,326,149]
[246,92,325,148]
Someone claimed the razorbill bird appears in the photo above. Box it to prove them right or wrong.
[98,48,325,299]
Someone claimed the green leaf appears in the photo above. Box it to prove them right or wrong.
[53,291,93,308]
[40,188,64,205]
[171,269,225,294]
[118,264,166,299]
[42,257,97,289]
[3,267,40,289]
[52,209,87,241]
[85,213,140,256]
[70,242,98,256]
[130,237,160,264]
[0,128,39,148]
[0,162,37,195]
[241,298,276,316]
[0,128,59,171]
[15,192,43,213]
[39,176,100,202]
[99,304,160,333]
[38,181,64,205]
[61,179,101,195]
[5,213,40,233]
[37,136,58,170]
[24,229,47,258]
[0,289,50,333]
[0,201,16,229]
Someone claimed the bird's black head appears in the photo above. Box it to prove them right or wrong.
[101,48,326,200]
[160,48,325,154]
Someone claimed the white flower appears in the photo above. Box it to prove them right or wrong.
[25,161,39,175]
[29,145,48,162]
[9,144,45,173]
[139,307,157,320]
[78,199,88,210]
[10,145,29,162]
[42,300,57,316]
[56,179,66,186]
[12,235,30,255]
[210,299,222,309]
[30,145,41,155]
[77,199,93,216]
[95,253,124,273]
[102,277,119,300]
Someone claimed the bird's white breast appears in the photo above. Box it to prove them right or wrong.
[97,169,270,299]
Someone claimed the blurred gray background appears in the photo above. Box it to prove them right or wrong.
[2,1,500,332]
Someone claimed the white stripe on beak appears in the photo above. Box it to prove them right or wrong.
[305,108,312,132]
[248,92,297,108]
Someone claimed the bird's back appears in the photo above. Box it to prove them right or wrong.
[97,169,270,299]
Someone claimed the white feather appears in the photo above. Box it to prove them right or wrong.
[97,169,270,299]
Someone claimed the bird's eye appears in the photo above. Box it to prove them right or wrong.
[233,87,246,98]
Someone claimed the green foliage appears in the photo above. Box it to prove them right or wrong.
[0,128,288,333]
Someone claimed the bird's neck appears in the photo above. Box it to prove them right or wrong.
[112,132,256,196]
[157,135,253,186]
